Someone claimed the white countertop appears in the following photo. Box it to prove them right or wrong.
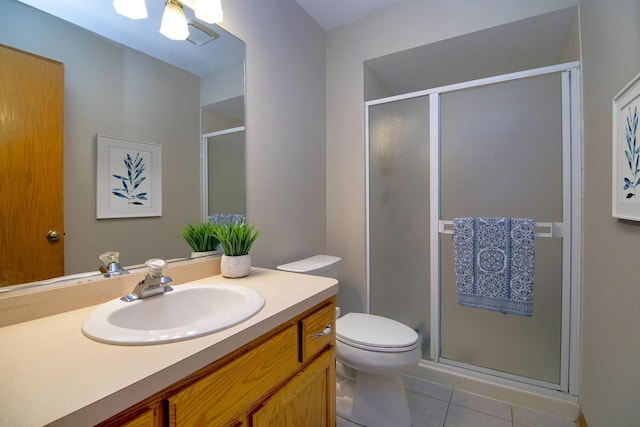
[0,268,338,426]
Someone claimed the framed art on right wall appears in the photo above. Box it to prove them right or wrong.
[613,72,640,221]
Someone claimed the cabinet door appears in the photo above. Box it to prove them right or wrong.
[251,348,335,427]
[167,325,299,426]
[97,404,162,427]
[119,407,160,427]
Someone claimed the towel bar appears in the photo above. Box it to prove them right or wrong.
[438,220,565,238]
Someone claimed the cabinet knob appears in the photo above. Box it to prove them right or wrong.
[311,323,332,339]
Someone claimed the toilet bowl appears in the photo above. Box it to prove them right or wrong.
[336,312,420,427]
[277,255,421,427]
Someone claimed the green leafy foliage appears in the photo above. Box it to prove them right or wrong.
[212,223,260,256]
[180,222,220,252]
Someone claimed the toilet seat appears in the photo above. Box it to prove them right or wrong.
[337,313,419,353]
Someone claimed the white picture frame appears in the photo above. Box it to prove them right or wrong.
[612,72,640,220]
[97,135,162,219]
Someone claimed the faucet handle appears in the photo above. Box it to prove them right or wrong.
[99,251,129,277]
[145,258,167,278]
[99,251,120,267]
[120,258,171,302]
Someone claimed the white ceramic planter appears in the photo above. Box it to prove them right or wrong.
[220,254,251,278]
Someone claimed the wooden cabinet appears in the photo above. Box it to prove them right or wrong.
[101,404,162,427]
[119,406,161,427]
[251,349,334,426]
[99,298,336,427]
[167,324,300,426]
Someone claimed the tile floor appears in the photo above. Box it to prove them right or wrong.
[337,375,577,427]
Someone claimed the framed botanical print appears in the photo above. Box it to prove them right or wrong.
[613,72,640,220]
[97,135,162,218]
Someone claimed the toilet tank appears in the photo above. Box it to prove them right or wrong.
[276,255,342,279]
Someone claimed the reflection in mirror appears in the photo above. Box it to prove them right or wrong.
[0,0,245,291]
[202,128,247,221]
[199,59,246,222]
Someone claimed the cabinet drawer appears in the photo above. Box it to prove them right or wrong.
[167,325,299,426]
[299,302,335,363]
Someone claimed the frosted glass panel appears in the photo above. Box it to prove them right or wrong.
[368,96,431,358]
[207,131,246,217]
[440,74,563,384]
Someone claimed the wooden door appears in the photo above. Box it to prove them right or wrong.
[0,44,64,286]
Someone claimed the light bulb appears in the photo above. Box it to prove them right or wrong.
[113,0,148,20]
[160,0,190,40]
[195,0,224,23]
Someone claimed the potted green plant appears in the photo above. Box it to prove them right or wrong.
[212,222,260,278]
[180,222,220,258]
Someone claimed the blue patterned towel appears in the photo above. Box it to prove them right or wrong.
[209,213,245,225]
[452,217,535,317]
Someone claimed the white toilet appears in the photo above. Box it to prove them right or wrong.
[277,255,421,427]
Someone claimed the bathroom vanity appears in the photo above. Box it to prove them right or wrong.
[101,299,336,426]
[0,262,338,426]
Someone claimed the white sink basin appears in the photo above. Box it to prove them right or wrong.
[82,283,265,345]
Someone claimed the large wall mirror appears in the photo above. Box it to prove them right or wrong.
[0,0,245,290]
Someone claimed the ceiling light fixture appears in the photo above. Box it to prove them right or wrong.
[194,0,224,24]
[186,20,220,45]
[112,0,148,20]
[113,0,224,41]
[160,0,190,41]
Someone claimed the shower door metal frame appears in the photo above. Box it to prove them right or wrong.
[365,61,581,396]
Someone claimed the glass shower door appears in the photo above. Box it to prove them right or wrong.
[367,95,431,359]
[439,74,565,385]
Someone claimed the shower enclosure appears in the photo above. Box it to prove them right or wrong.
[366,63,580,394]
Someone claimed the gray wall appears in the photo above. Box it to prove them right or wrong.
[579,0,640,424]
[223,0,327,268]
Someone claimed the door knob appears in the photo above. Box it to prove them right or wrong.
[47,230,61,242]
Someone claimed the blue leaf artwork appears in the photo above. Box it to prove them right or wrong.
[111,152,148,205]
[623,106,640,199]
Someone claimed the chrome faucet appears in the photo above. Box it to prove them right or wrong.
[99,251,129,277]
[121,258,173,302]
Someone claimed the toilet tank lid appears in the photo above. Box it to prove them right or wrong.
[276,255,341,274]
